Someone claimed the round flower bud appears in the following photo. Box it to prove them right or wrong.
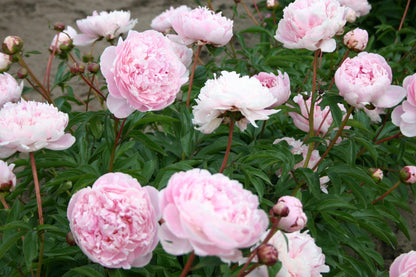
[66,232,76,246]
[257,244,278,266]
[0,53,12,73]
[346,8,357,23]
[17,68,28,79]
[87,62,100,74]
[400,166,416,184]
[54,22,66,32]
[69,62,85,75]
[275,196,307,232]
[82,53,93,63]
[266,0,279,9]
[2,36,23,55]
[369,168,383,182]
[272,202,289,217]
[344,28,368,52]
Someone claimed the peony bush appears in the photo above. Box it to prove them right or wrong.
[0,0,415,276]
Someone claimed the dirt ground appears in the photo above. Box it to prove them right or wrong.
[1,0,415,270]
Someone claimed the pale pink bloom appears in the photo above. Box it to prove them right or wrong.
[390,250,416,277]
[253,71,291,108]
[274,0,347,52]
[0,53,11,73]
[159,168,269,262]
[338,0,371,17]
[50,26,77,53]
[335,52,406,109]
[400,166,416,184]
[275,196,307,232]
[346,8,357,23]
[73,10,137,46]
[100,30,188,118]
[67,172,160,269]
[167,34,193,68]
[249,231,330,276]
[192,71,278,133]
[0,72,23,108]
[392,74,416,137]
[274,137,320,170]
[151,5,191,33]
[0,100,75,158]
[343,28,368,52]
[0,160,16,192]
[171,6,233,46]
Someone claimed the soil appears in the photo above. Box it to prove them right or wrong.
[1,0,415,271]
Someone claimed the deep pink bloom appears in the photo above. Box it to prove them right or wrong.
[0,53,11,73]
[67,172,160,269]
[159,168,269,262]
[275,196,307,232]
[343,28,368,52]
[392,74,416,137]
[171,6,233,46]
[274,0,347,52]
[390,250,416,277]
[338,0,371,17]
[249,231,330,276]
[73,10,137,46]
[335,52,406,109]
[192,71,278,133]
[253,71,291,108]
[151,5,191,33]
[0,72,23,108]
[0,160,16,192]
[0,100,75,158]
[100,30,188,118]
[50,26,77,53]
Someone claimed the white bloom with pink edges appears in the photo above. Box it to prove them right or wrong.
[50,26,77,52]
[0,53,11,72]
[159,168,269,262]
[0,72,23,108]
[151,5,191,33]
[253,71,291,108]
[274,0,347,52]
[0,100,75,158]
[338,0,371,17]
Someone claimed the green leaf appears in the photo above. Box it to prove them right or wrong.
[0,230,26,260]
[65,265,104,277]
[23,230,38,270]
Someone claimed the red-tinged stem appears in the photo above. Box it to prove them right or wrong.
[180,251,195,277]
[395,0,411,43]
[312,106,354,171]
[372,109,391,142]
[240,0,260,25]
[237,250,258,277]
[79,74,106,100]
[108,118,127,172]
[315,110,331,136]
[44,32,60,93]
[375,132,402,145]
[328,49,349,91]
[186,44,203,108]
[0,195,9,209]
[207,0,214,10]
[219,119,235,173]
[252,0,263,24]
[30,152,44,277]
[372,180,402,204]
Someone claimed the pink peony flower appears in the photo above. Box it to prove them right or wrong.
[274,0,347,52]
[0,160,16,193]
[167,34,193,68]
[335,52,406,109]
[253,71,291,108]
[390,250,416,277]
[67,172,160,269]
[0,53,11,73]
[192,71,278,133]
[0,72,23,108]
[343,28,368,52]
[400,166,416,184]
[159,168,269,262]
[392,74,416,137]
[151,5,192,33]
[171,6,233,46]
[338,0,371,17]
[73,10,137,46]
[50,26,77,53]
[249,231,330,276]
[0,100,75,158]
[275,196,307,232]
[100,30,188,118]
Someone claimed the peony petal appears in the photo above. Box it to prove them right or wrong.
[46,133,76,150]
[106,94,135,118]
[73,34,98,46]
[372,85,407,108]
[159,224,192,255]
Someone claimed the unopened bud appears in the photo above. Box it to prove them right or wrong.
[58,39,73,52]
[272,202,289,217]
[87,62,100,74]
[400,166,416,184]
[17,68,28,79]
[106,34,115,42]
[0,52,12,73]
[344,28,368,52]
[266,0,279,9]
[82,53,93,63]
[346,8,357,23]
[257,244,278,266]
[0,180,13,193]
[66,232,76,246]
[69,62,85,75]
[368,168,383,182]
[2,36,23,55]
[54,22,66,32]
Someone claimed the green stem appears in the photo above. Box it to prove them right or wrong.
[186,44,203,108]
[108,118,127,172]
[371,180,402,204]
[219,119,235,173]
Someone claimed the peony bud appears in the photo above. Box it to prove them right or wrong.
[275,196,307,232]
[344,28,368,52]
[17,68,28,79]
[369,168,383,182]
[0,53,12,73]
[106,34,115,42]
[0,161,16,193]
[346,8,357,23]
[66,232,76,246]
[82,53,93,63]
[257,244,278,266]
[2,36,23,55]
[54,22,66,32]
[69,62,85,75]
[400,166,416,184]
[272,202,289,217]
[266,0,279,9]
[87,62,100,74]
